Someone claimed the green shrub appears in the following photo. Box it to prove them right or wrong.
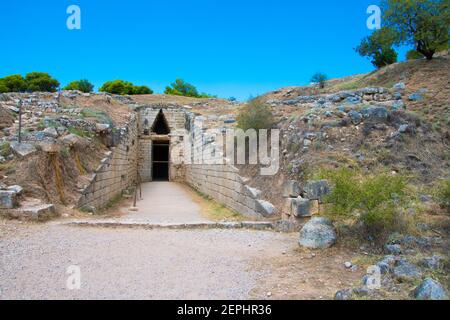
[436,179,450,213]
[0,142,11,156]
[132,85,153,95]
[64,79,94,93]
[323,168,408,240]
[236,98,275,131]
[25,72,60,92]
[80,108,113,125]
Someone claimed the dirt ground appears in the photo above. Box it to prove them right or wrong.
[0,219,363,300]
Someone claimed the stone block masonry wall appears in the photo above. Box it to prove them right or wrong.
[77,114,139,210]
[184,119,276,219]
[138,138,152,182]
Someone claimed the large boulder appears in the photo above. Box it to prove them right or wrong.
[413,278,448,300]
[361,107,389,122]
[61,134,88,148]
[298,217,337,249]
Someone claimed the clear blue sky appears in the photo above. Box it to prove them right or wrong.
[0,0,407,100]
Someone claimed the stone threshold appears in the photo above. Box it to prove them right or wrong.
[64,220,286,231]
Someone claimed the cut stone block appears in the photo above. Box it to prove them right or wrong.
[291,197,311,217]
[282,180,301,198]
[0,190,18,209]
[243,185,261,199]
[10,142,37,158]
[256,200,276,217]
[303,180,331,202]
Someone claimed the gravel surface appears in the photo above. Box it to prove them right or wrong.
[0,222,295,300]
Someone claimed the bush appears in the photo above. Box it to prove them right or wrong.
[236,98,275,131]
[436,179,450,213]
[323,168,408,240]
[99,80,152,95]
[64,79,94,93]
[25,72,60,92]
[311,73,328,89]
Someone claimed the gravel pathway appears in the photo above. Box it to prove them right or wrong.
[0,222,295,300]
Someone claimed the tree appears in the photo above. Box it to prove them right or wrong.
[237,97,275,131]
[164,79,200,97]
[406,50,425,60]
[382,0,449,60]
[99,80,153,95]
[356,27,398,68]
[310,73,328,89]
[25,72,60,92]
[132,85,153,95]
[64,79,94,93]
[0,75,27,92]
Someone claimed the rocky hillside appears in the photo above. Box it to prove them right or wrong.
[242,57,449,213]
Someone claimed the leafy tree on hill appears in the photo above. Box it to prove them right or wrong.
[0,74,27,92]
[99,80,152,95]
[25,72,60,92]
[382,0,449,60]
[310,73,328,89]
[356,27,398,68]
[164,79,214,98]
[164,79,199,97]
[132,85,153,95]
[64,79,94,93]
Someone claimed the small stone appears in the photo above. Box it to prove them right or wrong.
[266,292,272,297]
[344,262,353,269]
[420,255,443,270]
[334,289,353,300]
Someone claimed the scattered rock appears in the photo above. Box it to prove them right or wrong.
[393,82,406,91]
[344,261,353,269]
[413,278,448,300]
[348,110,363,125]
[298,217,337,249]
[385,244,402,255]
[61,134,87,148]
[393,260,422,282]
[42,127,58,138]
[376,255,397,274]
[334,289,353,300]
[361,107,388,122]
[408,93,424,101]
[420,255,443,270]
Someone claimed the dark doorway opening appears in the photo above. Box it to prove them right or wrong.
[151,109,171,135]
[152,140,169,181]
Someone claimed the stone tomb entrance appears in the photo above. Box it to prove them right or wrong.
[152,138,170,181]
[138,106,187,183]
